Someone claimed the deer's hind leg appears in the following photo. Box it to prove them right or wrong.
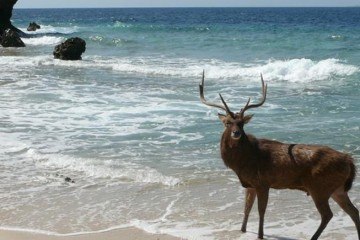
[331,187,360,239]
[241,188,256,233]
[310,193,333,240]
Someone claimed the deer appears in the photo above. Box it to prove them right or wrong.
[199,71,360,240]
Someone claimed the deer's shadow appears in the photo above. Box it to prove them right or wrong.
[243,231,299,240]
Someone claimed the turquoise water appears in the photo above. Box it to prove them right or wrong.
[0,8,359,239]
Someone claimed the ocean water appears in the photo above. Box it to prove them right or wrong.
[0,7,359,240]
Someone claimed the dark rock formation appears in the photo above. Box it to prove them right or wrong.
[0,0,17,35]
[0,0,26,39]
[64,177,75,183]
[53,37,86,60]
[0,28,25,47]
[27,22,41,31]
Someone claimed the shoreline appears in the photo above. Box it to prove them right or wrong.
[0,227,182,240]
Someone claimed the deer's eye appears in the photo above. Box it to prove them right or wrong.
[225,122,231,127]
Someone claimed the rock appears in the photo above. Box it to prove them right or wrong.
[0,28,25,47]
[0,0,17,34]
[53,37,86,60]
[64,177,75,183]
[0,0,26,38]
[27,22,41,31]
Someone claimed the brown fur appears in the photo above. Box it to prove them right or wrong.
[221,131,356,193]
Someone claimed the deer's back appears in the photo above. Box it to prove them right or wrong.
[222,135,355,192]
[256,138,355,192]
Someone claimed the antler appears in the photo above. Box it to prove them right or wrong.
[240,74,267,118]
[199,70,233,116]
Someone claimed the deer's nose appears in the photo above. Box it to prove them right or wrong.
[231,130,241,139]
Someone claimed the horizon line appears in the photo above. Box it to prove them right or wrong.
[14,6,360,9]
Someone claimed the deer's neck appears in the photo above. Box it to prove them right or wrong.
[220,131,260,170]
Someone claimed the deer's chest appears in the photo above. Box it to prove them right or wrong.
[221,147,260,187]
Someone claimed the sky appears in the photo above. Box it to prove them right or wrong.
[15,0,360,8]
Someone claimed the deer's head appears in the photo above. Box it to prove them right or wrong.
[199,71,267,140]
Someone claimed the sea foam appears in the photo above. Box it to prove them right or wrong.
[1,55,358,84]
[110,57,359,82]
[25,148,181,187]
[44,56,356,83]
[21,24,79,35]
[22,36,64,46]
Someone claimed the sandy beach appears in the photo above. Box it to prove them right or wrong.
[0,228,181,240]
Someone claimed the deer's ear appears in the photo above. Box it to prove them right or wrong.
[243,114,254,124]
[218,113,227,123]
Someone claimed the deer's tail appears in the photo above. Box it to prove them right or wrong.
[344,158,356,192]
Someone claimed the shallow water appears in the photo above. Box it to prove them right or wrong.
[0,7,359,239]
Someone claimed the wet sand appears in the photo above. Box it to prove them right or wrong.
[0,228,181,240]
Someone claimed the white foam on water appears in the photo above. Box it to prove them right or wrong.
[1,211,358,240]
[1,55,358,84]
[0,227,64,236]
[21,25,79,35]
[22,36,65,46]
[258,213,358,240]
[129,195,217,240]
[0,55,53,68]
[113,21,132,29]
[256,58,358,82]
[0,194,216,240]
[331,35,343,39]
[0,220,215,240]
[108,57,359,82]
[131,220,216,240]
[0,138,29,156]
[25,148,180,187]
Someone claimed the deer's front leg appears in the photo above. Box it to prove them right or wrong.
[241,188,256,232]
[256,187,269,239]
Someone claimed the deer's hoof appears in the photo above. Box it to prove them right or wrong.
[257,235,264,239]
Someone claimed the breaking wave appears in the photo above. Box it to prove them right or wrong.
[20,24,79,35]
[1,55,358,83]
[22,36,64,46]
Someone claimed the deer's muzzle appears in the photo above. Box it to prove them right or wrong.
[231,130,241,139]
